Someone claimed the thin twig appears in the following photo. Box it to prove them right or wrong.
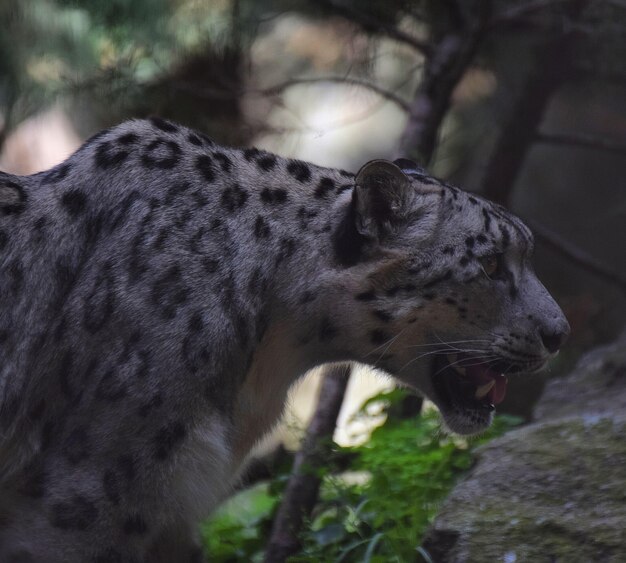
[317,0,431,56]
[261,76,412,113]
[170,81,241,101]
[529,220,626,294]
[606,0,626,9]
[572,68,626,86]
[488,0,575,28]
[173,75,414,114]
[396,0,492,163]
[536,132,626,157]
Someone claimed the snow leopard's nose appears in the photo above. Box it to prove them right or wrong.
[539,319,570,354]
[525,273,570,355]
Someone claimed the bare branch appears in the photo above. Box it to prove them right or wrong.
[170,81,241,101]
[264,364,351,563]
[536,132,626,157]
[261,76,412,113]
[489,0,576,28]
[478,2,625,293]
[396,0,492,163]
[172,75,414,115]
[265,5,497,561]
[482,2,585,204]
[528,220,626,295]
[606,0,626,9]
[317,0,431,56]
[572,68,626,86]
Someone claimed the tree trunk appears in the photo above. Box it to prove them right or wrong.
[396,0,492,164]
[481,1,586,204]
[264,364,350,563]
[263,4,494,562]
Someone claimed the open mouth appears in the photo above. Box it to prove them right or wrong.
[432,353,510,414]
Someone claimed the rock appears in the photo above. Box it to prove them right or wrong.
[422,332,626,563]
[534,335,626,422]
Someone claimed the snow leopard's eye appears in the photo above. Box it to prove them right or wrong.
[479,253,503,279]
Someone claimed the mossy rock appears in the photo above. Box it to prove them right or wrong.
[535,335,626,422]
[423,332,626,562]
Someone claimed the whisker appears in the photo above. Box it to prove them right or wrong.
[493,348,543,361]
[466,322,502,341]
[398,347,453,372]
[365,327,406,359]
[407,347,493,357]
[432,355,499,379]
[502,362,516,376]
[403,339,490,350]
[432,335,493,355]
[372,328,407,366]
[434,333,491,347]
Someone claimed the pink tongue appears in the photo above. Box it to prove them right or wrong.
[465,364,508,405]
[489,375,508,405]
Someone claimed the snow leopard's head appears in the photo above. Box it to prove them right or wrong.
[328,159,569,434]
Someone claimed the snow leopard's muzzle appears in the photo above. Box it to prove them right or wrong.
[412,274,569,435]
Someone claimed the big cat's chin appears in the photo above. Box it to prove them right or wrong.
[394,348,543,434]
[437,405,495,436]
[426,353,501,434]
[399,353,506,435]
[427,352,545,435]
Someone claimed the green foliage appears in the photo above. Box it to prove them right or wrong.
[202,390,522,562]
[201,482,280,563]
[0,0,237,128]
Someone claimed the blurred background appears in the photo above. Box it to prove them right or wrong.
[1,1,625,561]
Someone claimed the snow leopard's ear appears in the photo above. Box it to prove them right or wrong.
[393,158,443,193]
[353,159,413,240]
[333,159,441,266]
[393,158,428,178]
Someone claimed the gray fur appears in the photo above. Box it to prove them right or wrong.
[0,118,568,561]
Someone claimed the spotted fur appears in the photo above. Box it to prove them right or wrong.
[0,119,568,561]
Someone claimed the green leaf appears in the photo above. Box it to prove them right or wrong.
[313,523,346,546]
[363,532,384,562]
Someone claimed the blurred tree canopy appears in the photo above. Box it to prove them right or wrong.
[0,0,248,142]
[3,0,626,153]
[2,0,625,447]
[1,1,626,561]
[1,0,625,176]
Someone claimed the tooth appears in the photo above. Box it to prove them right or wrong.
[475,380,495,399]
